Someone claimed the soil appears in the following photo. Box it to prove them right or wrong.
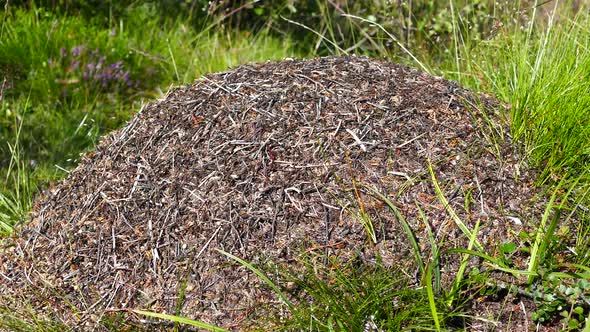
[0,56,549,330]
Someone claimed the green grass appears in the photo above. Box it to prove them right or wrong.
[0,305,67,332]
[2,0,590,330]
[449,4,590,185]
[222,249,460,331]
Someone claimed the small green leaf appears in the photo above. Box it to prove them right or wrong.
[569,318,580,329]
[565,287,579,296]
[500,242,517,254]
[544,293,556,302]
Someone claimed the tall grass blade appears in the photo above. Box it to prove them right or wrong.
[416,201,441,293]
[365,185,424,276]
[448,219,480,307]
[132,310,229,332]
[583,311,590,332]
[446,248,537,277]
[166,38,180,82]
[425,261,441,332]
[428,160,483,251]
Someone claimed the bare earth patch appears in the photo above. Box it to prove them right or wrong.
[1,56,546,330]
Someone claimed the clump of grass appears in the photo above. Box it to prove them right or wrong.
[219,249,461,331]
[0,140,35,235]
[0,300,68,332]
[0,96,35,234]
[454,3,590,185]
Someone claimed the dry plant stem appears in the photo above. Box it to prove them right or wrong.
[341,13,429,73]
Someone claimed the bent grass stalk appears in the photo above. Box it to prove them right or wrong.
[366,186,447,330]
[446,247,537,278]
[428,160,483,251]
[281,16,347,55]
[132,310,228,332]
[133,249,295,331]
[340,13,430,73]
[365,185,424,276]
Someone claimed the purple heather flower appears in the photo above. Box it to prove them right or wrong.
[71,45,83,57]
[104,70,114,81]
[71,60,80,70]
[96,57,105,71]
[60,47,67,57]
[110,61,123,71]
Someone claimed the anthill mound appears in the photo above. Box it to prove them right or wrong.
[1,56,541,330]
